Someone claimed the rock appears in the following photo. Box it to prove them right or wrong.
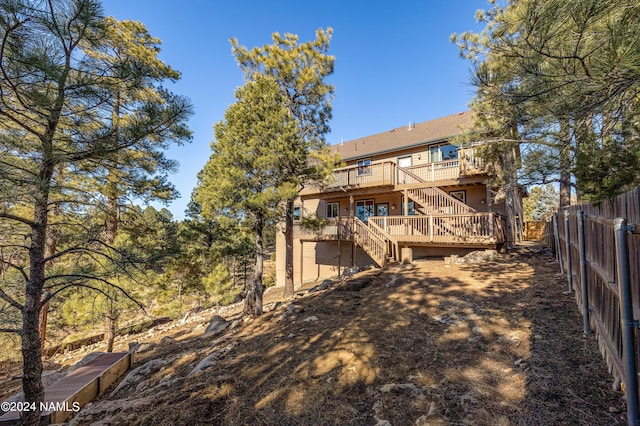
[111,358,168,396]
[189,342,237,376]
[457,249,498,264]
[180,311,193,324]
[340,277,372,291]
[343,266,359,277]
[204,315,230,337]
[384,274,399,288]
[308,279,333,293]
[159,336,176,345]
[229,319,242,330]
[278,304,299,321]
[303,316,318,322]
[131,342,152,352]
[444,255,458,265]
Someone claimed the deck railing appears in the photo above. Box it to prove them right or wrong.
[292,217,352,240]
[397,159,460,184]
[293,213,506,246]
[459,147,486,176]
[301,147,487,196]
[406,186,477,215]
[302,161,395,194]
[369,213,505,244]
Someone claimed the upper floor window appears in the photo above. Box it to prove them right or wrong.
[326,202,339,218]
[429,143,458,163]
[356,157,371,176]
[293,206,301,220]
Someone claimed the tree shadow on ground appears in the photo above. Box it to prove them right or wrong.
[70,243,627,426]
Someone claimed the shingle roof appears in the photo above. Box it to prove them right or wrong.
[331,111,474,160]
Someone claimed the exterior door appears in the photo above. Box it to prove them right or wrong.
[356,200,375,222]
[398,155,412,168]
[398,155,412,183]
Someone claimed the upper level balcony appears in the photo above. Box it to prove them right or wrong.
[300,147,485,196]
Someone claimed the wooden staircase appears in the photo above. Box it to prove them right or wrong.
[353,217,394,267]
[406,186,476,215]
[397,165,477,237]
[342,166,482,267]
[398,165,475,214]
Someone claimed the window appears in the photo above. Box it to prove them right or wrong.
[356,158,371,176]
[355,199,375,222]
[449,190,466,203]
[400,197,415,216]
[376,203,389,216]
[293,206,301,221]
[326,202,339,218]
[429,143,458,163]
[398,155,412,168]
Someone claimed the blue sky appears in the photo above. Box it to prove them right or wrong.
[103,1,487,219]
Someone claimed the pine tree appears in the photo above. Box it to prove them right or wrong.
[231,29,337,298]
[453,0,640,203]
[195,75,299,316]
[0,1,191,421]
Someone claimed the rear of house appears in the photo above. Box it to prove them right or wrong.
[276,111,525,286]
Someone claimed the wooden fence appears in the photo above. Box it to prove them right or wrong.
[543,186,640,424]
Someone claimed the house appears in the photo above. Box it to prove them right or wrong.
[275,111,525,286]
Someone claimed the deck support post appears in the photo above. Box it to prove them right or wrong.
[401,247,413,264]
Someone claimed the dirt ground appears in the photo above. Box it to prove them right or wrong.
[1,242,628,425]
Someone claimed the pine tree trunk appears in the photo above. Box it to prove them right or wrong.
[104,191,119,352]
[244,215,264,316]
[40,200,60,349]
[105,306,117,353]
[283,199,295,298]
[22,177,52,425]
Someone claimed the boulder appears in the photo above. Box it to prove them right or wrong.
[204,315,230,337]
[308,279,333,293]
[159,336,176,345]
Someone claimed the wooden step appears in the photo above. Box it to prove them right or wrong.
[0,352,132,425]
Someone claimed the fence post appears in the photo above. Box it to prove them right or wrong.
[577,210,590,335]
[553,212,564,274]
[564,209,573,292]
[614,217,639,426]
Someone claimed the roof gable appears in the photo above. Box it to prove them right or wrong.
[332,111,474,160]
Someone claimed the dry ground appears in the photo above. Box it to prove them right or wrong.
[1,242,628,425]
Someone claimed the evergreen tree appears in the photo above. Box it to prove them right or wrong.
[453,0,640,203]
[195,75,299,316]
[231,29,337,298]
[0,1,191,420]
[524,184,560,222]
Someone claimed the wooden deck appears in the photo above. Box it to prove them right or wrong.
[0,352,132,425]
[294,214,506,246]
[300,147,485,196]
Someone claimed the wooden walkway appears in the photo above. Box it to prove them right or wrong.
[0,352,132,425]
